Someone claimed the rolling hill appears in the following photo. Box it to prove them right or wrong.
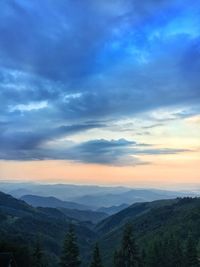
[72,189,192,207]
[0,182,129,200]
[97,203,129,215]
[20,194,93,210]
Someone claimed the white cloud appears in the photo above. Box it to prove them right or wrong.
[9,101,48,112]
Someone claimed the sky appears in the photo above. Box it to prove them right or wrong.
[0,0,200,188]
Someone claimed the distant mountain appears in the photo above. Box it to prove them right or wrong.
[20,194,93,210]
[72,189,194,207]
[0,182,129,200]
[1,182,197,208]
[97,204,129,215]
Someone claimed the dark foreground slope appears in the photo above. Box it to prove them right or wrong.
[0,191,96,267]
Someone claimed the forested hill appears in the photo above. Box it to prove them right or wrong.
[97,197,200,267]
[96,198,178,234]
[0,191,97,267]
[0,191,200,267]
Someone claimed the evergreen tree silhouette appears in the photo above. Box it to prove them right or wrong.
[113,223,141,267]
[32,238,44,267]
[90,243,104,267]
[113,249,124,267]
[185,235,199,267]
[60,224,81,267]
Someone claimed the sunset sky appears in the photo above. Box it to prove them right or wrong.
[0,0,199,188]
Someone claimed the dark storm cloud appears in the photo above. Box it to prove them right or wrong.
[0,123,104,150]
[0,138,190,166]
[0,0,200,163]
[64,139,190,165]
[66,139,190,165]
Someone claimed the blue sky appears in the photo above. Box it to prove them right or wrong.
[0,0,200,185]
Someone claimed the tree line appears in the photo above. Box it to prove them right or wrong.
[58,224,200,267]
[1,223,199,267]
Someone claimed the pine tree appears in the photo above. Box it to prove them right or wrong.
[113,250,123,267]
[122,224,141,267]
[60,225,81,267]
[169,236,183,267]
[114,224,141,267]
[32,238,44,267]
[185,235,199,267]
[146,239,163,267]
[90,243,104,267]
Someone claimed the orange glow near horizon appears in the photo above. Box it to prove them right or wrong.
[0,152,199,189]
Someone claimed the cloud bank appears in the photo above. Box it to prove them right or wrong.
[0,0,199,165]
